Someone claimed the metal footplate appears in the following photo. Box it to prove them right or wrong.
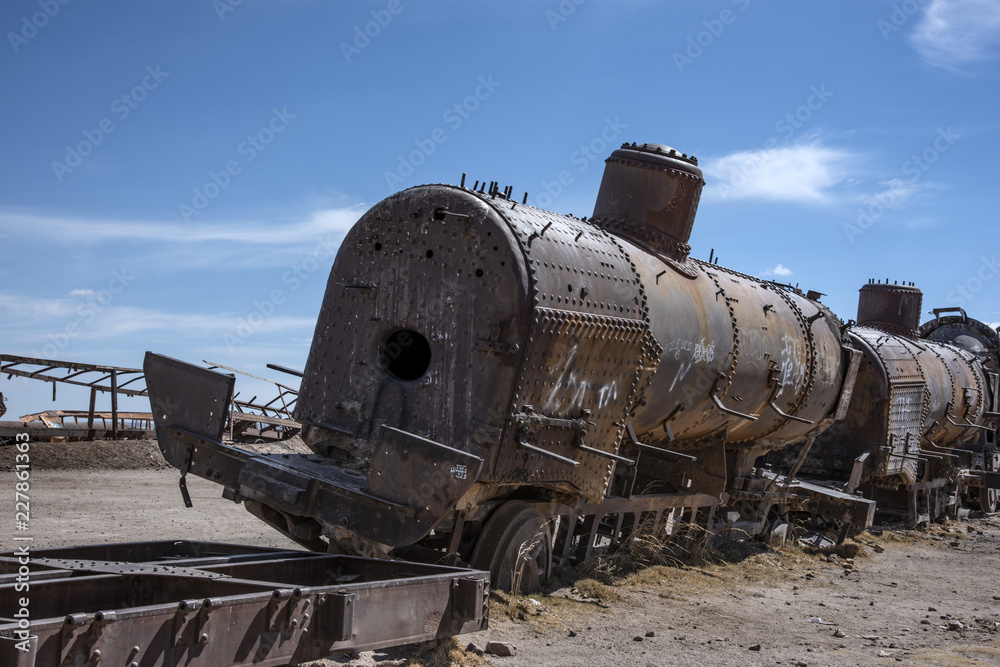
[0,541,489,667]
[143,352,484,547]
[772,474,877,529]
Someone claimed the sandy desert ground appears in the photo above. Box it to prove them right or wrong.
[5,439,1000,667]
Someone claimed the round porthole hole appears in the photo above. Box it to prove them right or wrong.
[380,329,432,381]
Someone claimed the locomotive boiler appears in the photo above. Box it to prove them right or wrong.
[290,142,860,540]
[792,282,999,523]
[921,308,1000,512]
[145,141,978,590]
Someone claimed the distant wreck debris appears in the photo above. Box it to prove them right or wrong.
[0,353,300,443]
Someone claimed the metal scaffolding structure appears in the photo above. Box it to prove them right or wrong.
[0,354,147,439]
[1,354,301,442]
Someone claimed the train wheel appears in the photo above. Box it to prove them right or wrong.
[470,501,552,593]
[980,486,998,513]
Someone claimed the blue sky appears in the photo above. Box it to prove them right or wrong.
[1,0,999,419]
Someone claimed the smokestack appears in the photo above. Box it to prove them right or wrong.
[856,282,923,337]
[591,142,704,263]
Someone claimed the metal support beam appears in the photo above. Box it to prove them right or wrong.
[87,388,96,440]
[110,370,118,440]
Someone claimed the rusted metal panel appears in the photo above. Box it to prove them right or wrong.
[488,196,657,501]
[145,352,235,470]
[849,328,926,481]
[0,541,489,667]
[832,346,863,421]
[496,308,653,501]
[977,470,1000,490]
[367,425,484,510]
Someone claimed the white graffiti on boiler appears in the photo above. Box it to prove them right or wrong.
[667,337,716,363]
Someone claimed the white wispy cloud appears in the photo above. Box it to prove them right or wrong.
[0,205,365,271]
[0,292,315,345]
[701,144,854,204]
[867,178,933,208]
[911,0,1000,70]
[761,264,793,278]
[0,205,366,246]
[88,307,315,339]
[0,292,78,323]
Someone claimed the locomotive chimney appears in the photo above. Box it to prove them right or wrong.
[591,142,705,263]
[856,281,923,337]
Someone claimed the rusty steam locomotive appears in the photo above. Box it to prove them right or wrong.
[145,141,999,590]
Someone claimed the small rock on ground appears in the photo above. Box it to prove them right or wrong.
[486,641,517,657]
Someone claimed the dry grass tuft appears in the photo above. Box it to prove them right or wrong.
[572,578,620,603]
[865,528,923,544]
[797,536,871,560]
[488,588,605,634]
[398,637,488,667]
[904,645,1000,665]
[569,517,721,586]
